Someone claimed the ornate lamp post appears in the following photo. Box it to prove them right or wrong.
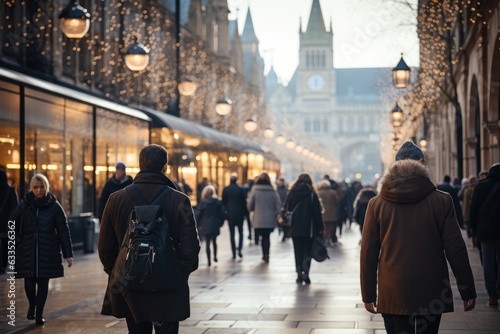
[392,53,411,88]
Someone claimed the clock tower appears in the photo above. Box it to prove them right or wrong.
[297,0,335,98]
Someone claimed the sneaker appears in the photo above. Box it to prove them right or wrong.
[487,297,499,306]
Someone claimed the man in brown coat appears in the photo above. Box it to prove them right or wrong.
[360,141,476,334]
[98,144,200,334]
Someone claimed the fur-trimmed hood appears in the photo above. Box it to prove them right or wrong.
[378,159,436,204]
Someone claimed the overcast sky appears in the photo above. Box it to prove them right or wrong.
[229,0,419,84]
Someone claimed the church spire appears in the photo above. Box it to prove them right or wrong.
[305,0,327,34]
[241,7,258,43]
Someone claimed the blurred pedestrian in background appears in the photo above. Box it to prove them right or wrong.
[361,141,476,333]
[437,174,464,229]
[469,163,500,307]
[222,173,247,260]
[282,173,324,284]
[0,166,18,273]
[353,185,377,241]
[97,162,133,220]
[276,177,289,241]
[316,180,339,247]
[247,172,281,264]
[11,173,73,325]
[196,185,225,266]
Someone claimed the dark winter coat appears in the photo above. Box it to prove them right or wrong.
[10,192,73,278]
[98,170,200,323]
[282,183,324,238]
[361,159,476,316]
[437,181,464,228]
[97,175,133,218]
[353,187,377,225]
[0,176,18,236]
[196,197,225,237]
[469,164,500,242]
[221,181,247,225]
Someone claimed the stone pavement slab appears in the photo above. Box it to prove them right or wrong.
[1,223,499,333]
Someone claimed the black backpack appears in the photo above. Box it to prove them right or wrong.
[112,184,183,293]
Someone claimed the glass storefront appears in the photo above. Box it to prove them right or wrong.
[0,78,149,216]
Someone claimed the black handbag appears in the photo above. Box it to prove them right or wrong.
[311,235,329,262]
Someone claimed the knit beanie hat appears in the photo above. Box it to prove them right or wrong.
[395,141,425,161]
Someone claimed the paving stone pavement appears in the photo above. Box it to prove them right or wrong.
[1,223,499,334]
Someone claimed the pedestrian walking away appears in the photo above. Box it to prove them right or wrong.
[197,185,226,266]
[282,173,324,285]
[222,173,247,260]
[10,173,74,326]
[360,141,476,334]
[247,172,281,264]
[0,166,18,273]
[97,162,133,220]
[98,144,200,334]
[469,162,500,307]
[316,179,340,247]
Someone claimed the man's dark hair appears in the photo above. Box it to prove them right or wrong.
[443,175,451,183]
[139,144,168,171]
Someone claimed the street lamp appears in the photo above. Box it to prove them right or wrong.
[178,80,197,97]
[275,134,286,144]
[124,38,150,71]
[263,127,274,139]
[58,0,91,39]
[215,96,232,116]
[243,118,258,132]
[391,102,403,127]
[392,53,411,88]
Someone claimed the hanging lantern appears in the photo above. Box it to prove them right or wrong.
[215,97,232,116]
[59,0,91,39]
[392,53,411,88]
[124,39,150,71]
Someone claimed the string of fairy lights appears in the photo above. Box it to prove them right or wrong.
[382,0,486,167]
[1,0,341,175]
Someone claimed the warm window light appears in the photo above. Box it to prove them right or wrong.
[124,39,150,71]
[244,118,258,132]
[392,53,411,88]
[215,97,232,115]
[58,0,91,39]
[178,80,197,97]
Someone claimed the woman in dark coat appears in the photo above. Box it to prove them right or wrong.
[10,173,73,325]
[196,185,226,266]
[282,173,324,284]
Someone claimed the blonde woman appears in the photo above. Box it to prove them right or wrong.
[196,185,226,266]
[10,173,73,325]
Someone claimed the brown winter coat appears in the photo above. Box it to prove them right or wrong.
[317,181,340,223]
[360,159,476,315]
[98,171,200,323]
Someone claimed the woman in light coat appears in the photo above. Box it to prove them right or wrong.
[247,172,281,263]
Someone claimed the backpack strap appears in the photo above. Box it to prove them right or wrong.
[126,184,173,206]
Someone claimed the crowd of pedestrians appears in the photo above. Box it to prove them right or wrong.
[2,141,499,334]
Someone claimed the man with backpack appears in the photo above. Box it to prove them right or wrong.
[98,144,200,334]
